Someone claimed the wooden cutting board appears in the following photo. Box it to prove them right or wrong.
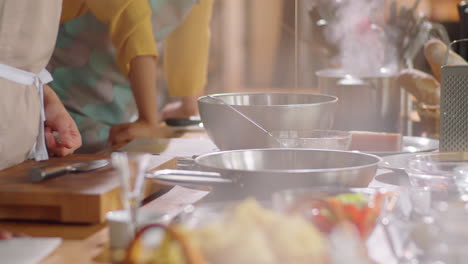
[0,154,177,224]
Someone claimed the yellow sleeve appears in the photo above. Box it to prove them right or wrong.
[164,0,214,97]
[84,0,158,75]
[61,0,88,23]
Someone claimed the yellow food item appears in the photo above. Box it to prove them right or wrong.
[129,199,328,264]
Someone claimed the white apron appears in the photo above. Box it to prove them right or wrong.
[0,0,62,169]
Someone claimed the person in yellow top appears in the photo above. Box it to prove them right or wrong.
[49,0,214,153]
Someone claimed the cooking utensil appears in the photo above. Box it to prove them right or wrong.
[440,39,468,152]
[316,69,401,133]
[165,116,202,127]
[29,159,109,183]
[379,152,418,172]
[198,93,338,150]
[374,171,410,188]
[268,129,352,150]
[205,95,279,144]
[146,149,381,198]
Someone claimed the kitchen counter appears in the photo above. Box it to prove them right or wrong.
[0,126,208,264]
[0,125,403,263]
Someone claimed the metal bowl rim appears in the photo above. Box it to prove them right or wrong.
[194,148,382,174]
[198,92,338,107]
[315,68,397,78]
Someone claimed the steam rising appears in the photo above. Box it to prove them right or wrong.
[325,0,398,76]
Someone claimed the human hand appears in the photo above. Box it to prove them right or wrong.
[424,39,466,81]
[44,103,82,157]
[397,39,468,138]
[43,87,82,157]
[398,39,468,106]
[108,120,169,147]
[398,68,440,105]
[161,96,199,121]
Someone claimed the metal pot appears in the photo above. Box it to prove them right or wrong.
[316,69,401,133]
[146,149,381,199]
[198,93,338,151]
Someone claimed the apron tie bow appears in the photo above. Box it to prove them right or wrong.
[0,64,53,161]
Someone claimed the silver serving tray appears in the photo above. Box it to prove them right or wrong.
[379,152,417,172]
[367,136,438,157]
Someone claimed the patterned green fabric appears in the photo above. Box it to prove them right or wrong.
[49,0,196,153]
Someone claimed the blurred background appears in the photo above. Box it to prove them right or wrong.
[203,0,460,94]
[181,0,461,137]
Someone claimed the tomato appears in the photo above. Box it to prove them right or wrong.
[287,192,384,239]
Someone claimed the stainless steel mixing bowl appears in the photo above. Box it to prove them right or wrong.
[198,93,338,150]
[148,149,381,198]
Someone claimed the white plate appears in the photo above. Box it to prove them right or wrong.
[367,136,438,157]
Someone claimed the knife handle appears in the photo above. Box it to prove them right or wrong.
[29,164,72,183]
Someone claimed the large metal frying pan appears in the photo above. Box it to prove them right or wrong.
[146,149,381,198]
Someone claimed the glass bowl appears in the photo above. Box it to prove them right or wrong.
[405,152,468,190]
[126,200,330,264]
[272,187,388,239]
[269,129,352,150]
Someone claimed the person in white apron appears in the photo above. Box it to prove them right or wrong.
[0,0,82,170]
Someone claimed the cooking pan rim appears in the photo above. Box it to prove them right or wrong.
[194,148,382,174]
[198,92,338,107]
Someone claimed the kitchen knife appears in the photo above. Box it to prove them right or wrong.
[165,116,202,127]
[29,159,109,183]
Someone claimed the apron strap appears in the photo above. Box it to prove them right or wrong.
[0,64,52,161]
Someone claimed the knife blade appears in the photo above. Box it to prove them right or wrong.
[165,116,202,127]
[29,159,109,183]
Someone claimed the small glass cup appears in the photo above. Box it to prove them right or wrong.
[269,129,352,150]
[111,152,152,236]
[405,152,468,190]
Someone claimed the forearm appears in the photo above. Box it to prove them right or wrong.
[128,55,159,124]
[43,85,61,106]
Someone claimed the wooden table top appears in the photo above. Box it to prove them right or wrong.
[0,127,210,264]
